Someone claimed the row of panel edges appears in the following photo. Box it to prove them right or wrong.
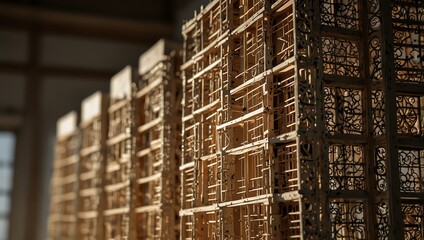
[180,1,298,239]
[47,0,424,239]
[48,39,182,240]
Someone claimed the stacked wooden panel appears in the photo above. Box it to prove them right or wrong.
[181,0,424,239]
[133,39,182,239]
[45,1,424,238]
[180,2,224,238]
[390,1,424,239]
[302,0,424,239]
[48,111,80,240]
[180,1,298,239]
[104,66,135,240]
[318,1,368,238]
[218,1,290,239]
[76,92,109,239]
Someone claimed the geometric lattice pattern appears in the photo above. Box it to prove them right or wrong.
[76,92,108,239]
[181,0,424,239]
[133,40,181,239]
[47,0,424,239]
[47,112,80,240]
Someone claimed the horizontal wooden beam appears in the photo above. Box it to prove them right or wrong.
[0,2,173,43]
[396,82,424,95]
[0,62,114,79]
[0,113,22,129]
[398,136,424,149]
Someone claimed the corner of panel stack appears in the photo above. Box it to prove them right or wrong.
[180,1,299,239]
[47,111,80,240]
[132,38,182,239]
[76,91,109,239]
[104,65,136,239]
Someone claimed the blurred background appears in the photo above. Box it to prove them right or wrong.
[0,0,207,239]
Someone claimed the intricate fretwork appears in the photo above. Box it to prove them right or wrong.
[324,88,364,135]
[396,95,423,135]
[295,0,324,238]
[402,203,424,240]
[392,1,424,83]
[322,38,360,77]
[320,0,360,30]
[45,1,424,239]
[329,200,366,240]
[376,200,390,240]
[328,145,365,191]
[369,35,384,84]
[399,149,424,193]
[375,148,389,193]
[371,91,385,136]
[367,0,403,237]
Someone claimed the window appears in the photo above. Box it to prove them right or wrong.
[0,131,16,240]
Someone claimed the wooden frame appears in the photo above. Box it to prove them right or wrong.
[46,0,424,239]
[104,66,135,240]
[133,39,182,239]
[181,0,424,239]
[76,91,109,239]
[47,111,80,240]
[180,1,289,239]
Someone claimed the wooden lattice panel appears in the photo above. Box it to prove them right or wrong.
[180,1,297,239]
[48,111,80,240]
[43,0,424,239]
[76,91,109,239]
[133,39,182,240]
[104,66,134,240]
